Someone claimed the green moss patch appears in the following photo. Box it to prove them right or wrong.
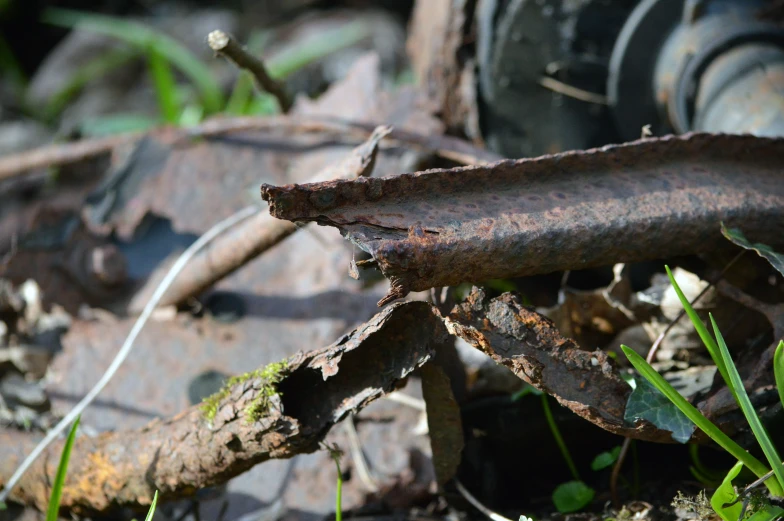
[200,360,289,424]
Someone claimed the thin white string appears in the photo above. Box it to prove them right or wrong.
[0,205,259,503]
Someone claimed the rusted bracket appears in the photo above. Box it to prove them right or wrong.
[262,133,784,305]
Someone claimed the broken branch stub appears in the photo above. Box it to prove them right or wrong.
[0,301,447,515]
[261,133,784,306]
[446,288,688,443]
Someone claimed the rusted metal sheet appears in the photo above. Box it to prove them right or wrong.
[261,133,784,306]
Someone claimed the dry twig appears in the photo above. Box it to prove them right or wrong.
[207,30,292,113]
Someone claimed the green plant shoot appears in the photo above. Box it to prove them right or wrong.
[144,490,158,521]
[710,461,744,521]
[774,341,784,409]
[665,266,736,403]
[46,415,81,521]
[711,315,784,492]
[620,345,780,495]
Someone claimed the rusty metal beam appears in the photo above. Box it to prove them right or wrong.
[261,133,784,305]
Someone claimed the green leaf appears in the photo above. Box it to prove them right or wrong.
[44,9,223,113]
[591,446,622,471]
[620,345,775,492]
[624,376,696,443]
[747,505,784,521]
[46,416,81,521]
[711,315,784,494]
[710,461,743,521]
[552,481,594,513]
[774,341,784,410]
[144,490,158,521]
[665,266,735,403]
[721,223,784,277]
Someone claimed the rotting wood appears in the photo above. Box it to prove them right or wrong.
[0,301,447,514]
[260,133,784,306]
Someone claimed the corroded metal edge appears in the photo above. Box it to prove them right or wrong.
[261,133,784,305]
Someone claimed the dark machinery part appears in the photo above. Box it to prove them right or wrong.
[478,0,784,156]
[611,0,784,139]
[477,0,637,158]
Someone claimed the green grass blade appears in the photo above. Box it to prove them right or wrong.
[46,416,81,521]
[0,32,28,91]
[747,505,784,521]
[144,490,158,521]
[711,315,784,494]
[44,47,137,120]
[328,449,342,521]
[226,71,254,115]
[265,22,371,79]
[146,44,179,123]
[620,345,778,494]
[775,341,784,409]
[541,394,580,480]
[44,8,223,113]
[665,266,736,402]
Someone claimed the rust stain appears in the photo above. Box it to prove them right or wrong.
[262,133,784,305]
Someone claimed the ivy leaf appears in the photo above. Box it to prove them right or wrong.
[624,377,696,443]
[721,223,784,276]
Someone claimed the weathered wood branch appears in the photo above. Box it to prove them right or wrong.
[0,301,448,515]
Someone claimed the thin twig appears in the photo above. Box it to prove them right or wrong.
[609,250,746,506]
[342,415,379,493]
[610,437,632,509]
[0,206,259,503]
[538,76,609,105]
[646,250,745,363]
[0,133,139,182]
[454,479,514,521]
[207,30,292,113]
[385,391,426,411]
[0,115,498,181]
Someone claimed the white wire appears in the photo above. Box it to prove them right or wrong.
[0,205,260,503]
[455,479,514,521]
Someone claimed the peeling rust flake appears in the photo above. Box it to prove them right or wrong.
[261,133,784,305]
